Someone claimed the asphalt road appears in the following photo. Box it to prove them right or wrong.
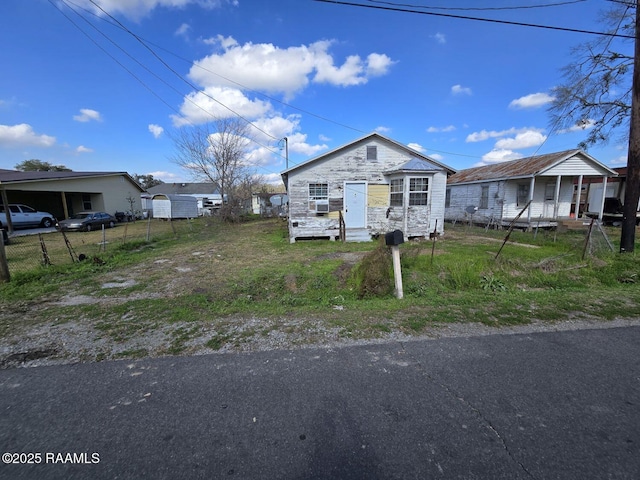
[0,325,639,480]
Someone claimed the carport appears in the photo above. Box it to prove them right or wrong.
[0,169,144,232]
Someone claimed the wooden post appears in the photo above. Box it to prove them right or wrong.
[0,232,10,283]
[391,245,403,299]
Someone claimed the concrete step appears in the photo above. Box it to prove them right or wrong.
[345,228,371,242]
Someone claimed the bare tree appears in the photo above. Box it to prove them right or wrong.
[548,2,635,149]
[549,1,640,252]
[170,118,255,220]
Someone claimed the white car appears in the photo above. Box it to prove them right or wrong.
[0,204,56,229]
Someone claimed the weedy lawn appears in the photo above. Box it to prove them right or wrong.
[0,216,639,362]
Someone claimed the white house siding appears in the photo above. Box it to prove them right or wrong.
[544,158,604,177]
[502,179,573,219]
[286,137,451,242]
[445,182,503,223]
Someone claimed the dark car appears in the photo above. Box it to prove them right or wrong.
[57,212,117,232]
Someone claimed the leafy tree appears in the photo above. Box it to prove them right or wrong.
[170,118,256,221]
[132,174,164,190]
[15,159,71,172]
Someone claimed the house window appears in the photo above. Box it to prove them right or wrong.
[367,146,377,160]
[545,183,555,201]
[308,183,328,201]
[82,194,92,210]
[479,186,489,209]
[390,179,403,207]
[445,188,451,208]
[517,184,529,206]
[409,178,429,206]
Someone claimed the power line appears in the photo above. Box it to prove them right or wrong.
[83,0,280,143]
[365,0,588,12]
[312,0,636,38]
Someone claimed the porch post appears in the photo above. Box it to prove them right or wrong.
[553,175,561,219]
[598,176,608,220]
[576,175,584,218]
[528,176,535,223]
[61,192,69,219]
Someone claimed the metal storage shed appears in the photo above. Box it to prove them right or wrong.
[151,194,198,219]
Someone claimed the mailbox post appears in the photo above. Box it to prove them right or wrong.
[385,230,404,299]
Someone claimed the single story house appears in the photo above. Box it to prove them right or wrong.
[280,132,456,243]
[145,182,223,216]
[0,169,144,223]
[574,167,640,214]
[444,149,618,228]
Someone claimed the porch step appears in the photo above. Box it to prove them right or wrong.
[345,228,372,242]
[556,219,593,231]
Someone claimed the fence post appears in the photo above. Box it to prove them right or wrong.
[0,233,10,283]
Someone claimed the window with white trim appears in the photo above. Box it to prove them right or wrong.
[445,188,451,208]
[390,179,403,207]
[366,146,377,160]
[308,183,328,201]
[409,178,429,206]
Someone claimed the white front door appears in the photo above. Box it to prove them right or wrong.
[344,182,367,228]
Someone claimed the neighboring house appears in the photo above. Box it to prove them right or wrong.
[575,167,640,213]
[280,132,456,243]
[0,169,144,223]
[444,149,618,228]
[251,192,288,217]
[145,183,223,216]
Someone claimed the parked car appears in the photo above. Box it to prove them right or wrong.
[0,204,56,229]
[57,212,117,232]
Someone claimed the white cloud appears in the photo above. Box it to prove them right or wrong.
[172,86,273,126]
[375,126,391,133]
[0,124,56,147]
[148,124,164,138]
[610,155,627,166]
[148,170,187,183]
[477,149,523,166]
[73,108,102,123]
[494,130,547,150]
[427,125,456,133]
[429,152,444,161]
[558,119,595,134]
[319,134,331,142]
[451,84,472,96]
[189,36,394,100]
[432,33,446,44]
[262,173,285,185]
[365,53,395,77]
[509,92,555,109]
[175,23,191,37]
[76,0,238,21]
[466,127,542,143]
[76,145,93,153]
[407,143,425,153]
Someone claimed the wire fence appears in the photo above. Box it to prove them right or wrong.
[3,218,201,275]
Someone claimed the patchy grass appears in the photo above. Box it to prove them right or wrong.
[1,217,639,363]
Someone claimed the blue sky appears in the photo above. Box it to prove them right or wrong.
[0,0,632,184]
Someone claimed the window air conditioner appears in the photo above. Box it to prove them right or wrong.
[315,200,329,213]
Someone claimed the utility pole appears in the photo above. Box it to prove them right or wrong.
[621,0,640,253]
